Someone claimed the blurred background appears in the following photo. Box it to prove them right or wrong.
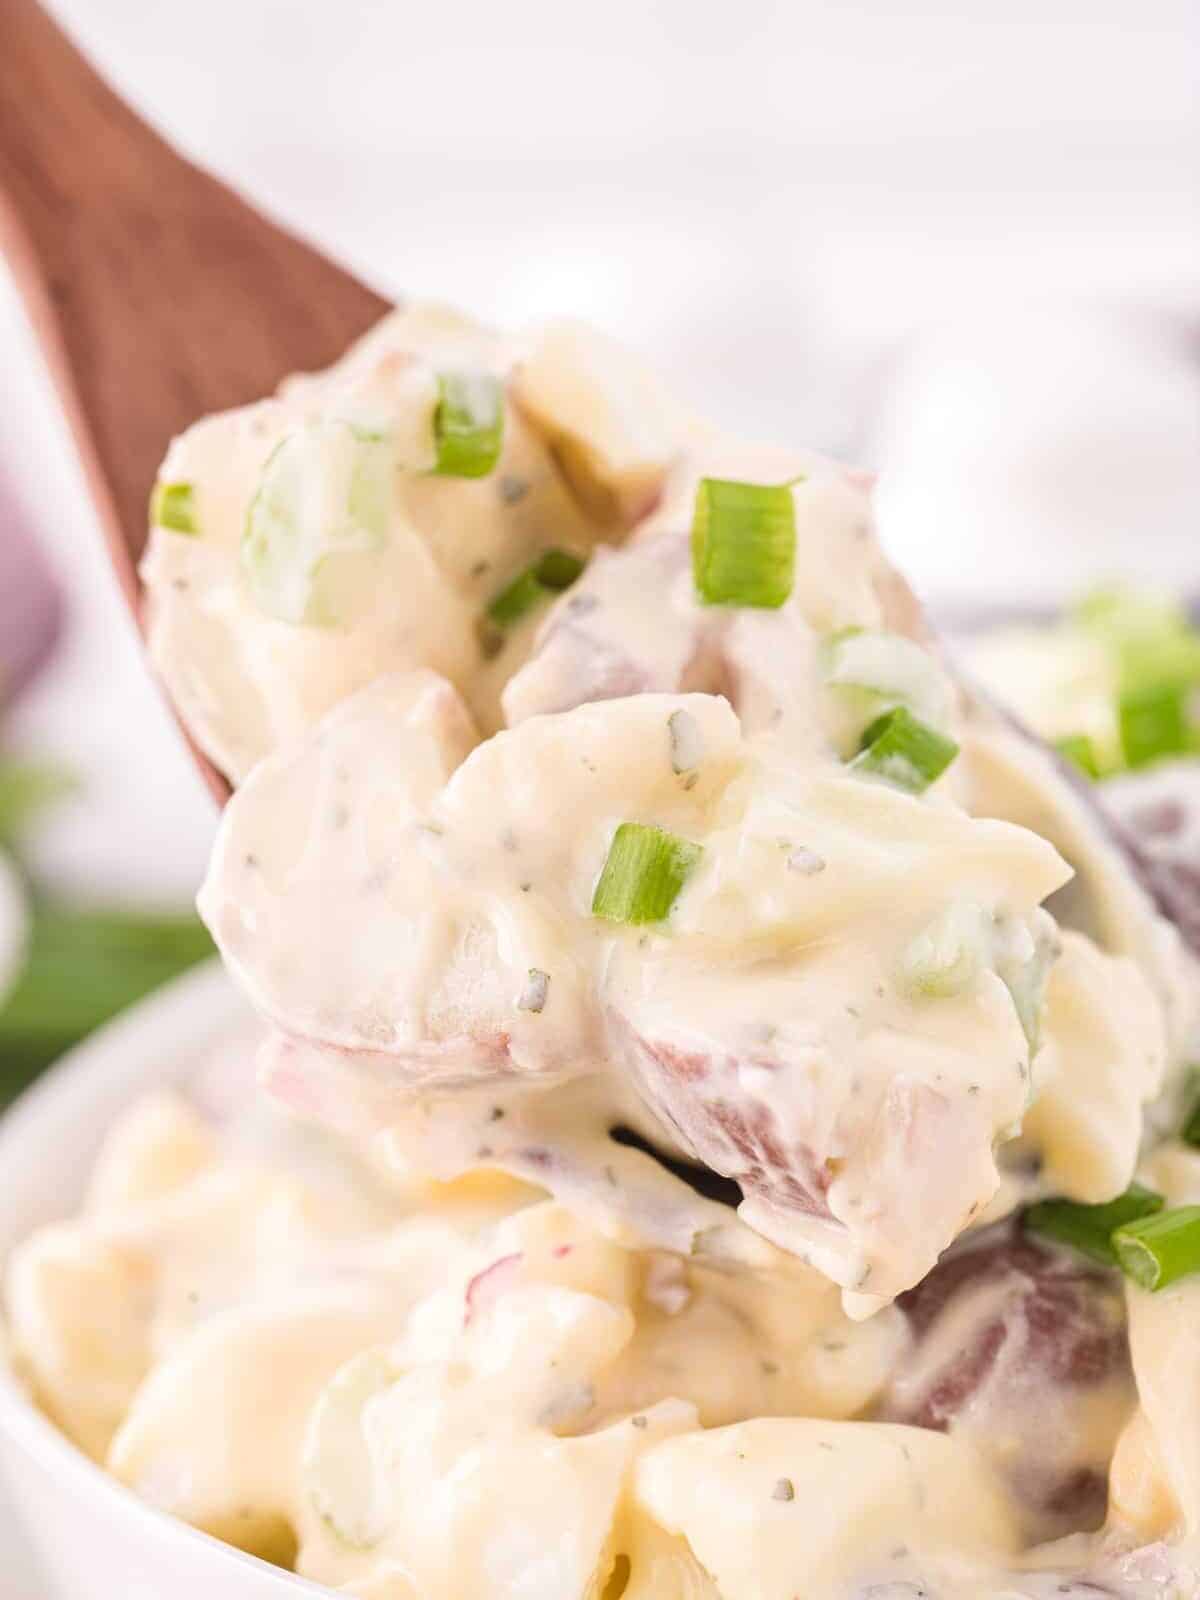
[0,0,1197,1104]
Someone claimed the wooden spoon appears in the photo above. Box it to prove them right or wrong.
[0,0,391,800]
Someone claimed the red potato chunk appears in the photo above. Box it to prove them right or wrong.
[881,1229,1134,1541]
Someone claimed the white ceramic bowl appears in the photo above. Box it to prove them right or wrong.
[0,962,323,1599]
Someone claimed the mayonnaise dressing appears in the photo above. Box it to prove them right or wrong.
[141,309,689,782]
[9,306,1200,1600]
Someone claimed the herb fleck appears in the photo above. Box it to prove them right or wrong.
[772,1477,795,1502]
[518,968,550,1013]
[498,475,529,506]
[631,1414,648,1430]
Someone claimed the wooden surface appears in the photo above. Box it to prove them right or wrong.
[0,0,390,799]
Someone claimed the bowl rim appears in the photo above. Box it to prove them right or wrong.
[0,959,330,1595]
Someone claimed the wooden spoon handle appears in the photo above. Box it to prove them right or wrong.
[0,0,391,805]
[0,0,390,602]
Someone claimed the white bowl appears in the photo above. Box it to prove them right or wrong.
[0,962,324,1598]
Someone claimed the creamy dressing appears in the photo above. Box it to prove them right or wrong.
[8,306,1200,1598]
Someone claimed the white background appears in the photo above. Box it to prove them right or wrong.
[1,0,1198,1590]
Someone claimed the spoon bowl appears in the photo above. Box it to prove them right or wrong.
[0,0,391,801]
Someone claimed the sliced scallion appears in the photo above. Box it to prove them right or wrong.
[486,548,586,630]
[1053,734,1101,780]
[900,902,988,999]
[823,628,953,730]
[487,570,547,630]
[241,424,393,625]
[150,481,198,535]
[691,478,795,608]
[849,706,959,793]
[1022,1183,1164,1267]
[534,548,586,590]
[1113,1205,1200,1291]
[591,823,702,925]
[1118,681,1191,769]
[1076,587,1200,695]
[433,372,504,478]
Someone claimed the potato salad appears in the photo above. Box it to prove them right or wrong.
[7,306,1200,1599]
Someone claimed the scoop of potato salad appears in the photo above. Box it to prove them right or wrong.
[8,306,1200,1600]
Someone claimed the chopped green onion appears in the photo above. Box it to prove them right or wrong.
[487,570,546,630]
[486,549,586,629]
[849,706,959,793]
[1053,734,1101,779]
[241,424,394,625]
[823,628,954,730]
[1113,1205,1200,1292]
[1118,681,1191,769]
[433,372,504,478]
[1076,587,1200,693]
[900,902,989,999]
[534,547,586,591]
[1074,586,1185,636]
[691,478,795,608]
[1023,1183,1164,1267]
[150,482,198,535]
[592,823,702,925]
